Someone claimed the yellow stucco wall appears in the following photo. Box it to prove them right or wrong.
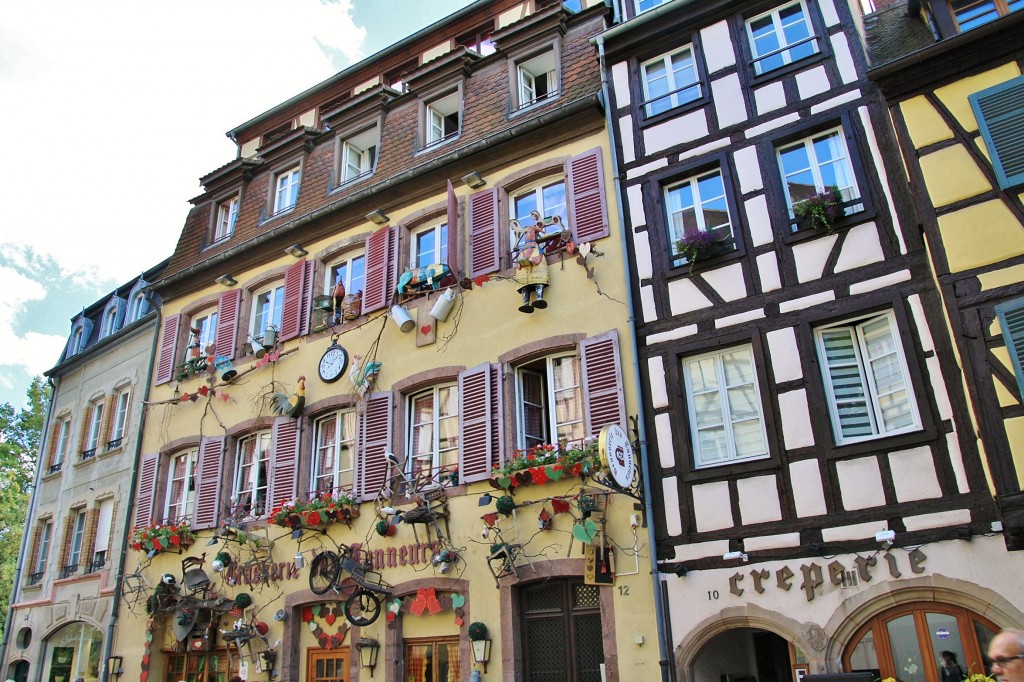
[1004,417,1024,489]
[918,144,991,207]
[934,63,1022,133]
[936,200,1024,272]
[899,96,953,148]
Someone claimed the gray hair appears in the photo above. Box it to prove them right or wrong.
[998,629,1024,653]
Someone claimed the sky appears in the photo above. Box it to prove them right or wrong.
[0,0,476,408]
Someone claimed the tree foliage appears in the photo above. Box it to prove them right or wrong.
[0,377,50,635]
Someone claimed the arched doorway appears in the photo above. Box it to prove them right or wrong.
[692,628,806,682]
[843,602,999,682]
[41,621,103,682]
[5,659,29,682]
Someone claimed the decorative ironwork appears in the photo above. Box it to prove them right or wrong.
[49,463,62,474]
[590,415,645,503]
[27,571,44,586]
[80,448,97,461]
[59,563,79,579]
[106,437,124,450]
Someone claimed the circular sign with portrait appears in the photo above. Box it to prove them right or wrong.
[599,424,635,488]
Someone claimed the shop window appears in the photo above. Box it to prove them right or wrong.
[233,431,271,519]
[641,45,701,118]
[407,384,460,480]
[165,448,199,522]
[405,637,461,682]
[776,125,863,232]
[519,580,603,681]
[746,1,819,76]
[165,651,236,681]
[108,386,131,449]
[272,165,301,215]
[970,75,1024,189]
[515,354,584,448]
[515,48,559,110]
[312,409,357,496]
[339,126,378,184]
[951,0,1022,31]
[663,165,736,268]
[42,622,103,682]
[214,194,239,242]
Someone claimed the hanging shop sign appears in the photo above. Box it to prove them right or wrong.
[599,424,636,489]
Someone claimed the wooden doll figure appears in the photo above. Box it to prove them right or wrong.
[511,211,551,313]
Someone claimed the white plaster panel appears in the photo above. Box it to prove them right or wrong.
[927,356,954,421]
[779,290,836,313]
[626,157,669,180]
[627,184,647,228]
[643,110,710,154]
[848,269,912,295]
[836,457,886,510]
[757,252,782,292]
[766,327,802,383]
[737,475,783,525]
[745,112,801,138]
[745,194,773,247]
[662,476,683,536]
[701,21,736,73]
[946,432,970,494]
[889,445,943,502]
[701,263,747,302]
[778,389,815,449]
[669,278,714,316]
[712,73,747,128]
[655,413,676,469]
[648,324,698,345]
[830,32,857,85]
[715,308,765,328]
[819,0,840,26]
[793,234,838,282]
[907,294,935,354]
[796,66,831,100]
[612,61,631,106]
[680,136,731,161]
[666,539,730,563]
[902,509,973,531]
[640,285,657,323]
[634,229,654,280]
[811,89,862,114]
[648,356,669,409]
[754,81,787,115]
[743,533,801,552]
[834,223,884,273]
[693,481,734,532]
[859,106,907,254]
[734,146,764,194]
[821,520,888,543]
[789,459,827,517]
[619,114,636,164]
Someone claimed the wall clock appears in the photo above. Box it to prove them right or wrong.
[318,342,348,383]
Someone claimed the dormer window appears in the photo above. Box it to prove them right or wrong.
[951,0,1022,31]
[273,166,301,215]
[214,195,239,242]
[516,49,559,110]
[425,90,460,147]
[101,306,119,337]
[636,0,671,13]
[457,24,496,56]
[340,126,378,184]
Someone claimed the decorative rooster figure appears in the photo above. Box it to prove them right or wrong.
[271,376,306,417]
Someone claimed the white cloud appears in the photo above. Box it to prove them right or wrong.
[0,267,68,377]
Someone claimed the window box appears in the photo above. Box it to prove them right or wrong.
[488,440,599,490]
[129,521,196,555]
[268,492,360,531]
[792,186,844,233]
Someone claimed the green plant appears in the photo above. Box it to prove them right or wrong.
[129,521,196,553]
[468,622,488,641]
[269,491,358,529]
[234,592,252,609]
[793,186,843,232]
[675,230,719,272]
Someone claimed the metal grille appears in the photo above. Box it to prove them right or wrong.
[574,584,600,608]
[525,583,562,612]
[526,617,567,681]
[575,613,605,682]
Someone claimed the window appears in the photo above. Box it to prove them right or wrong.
[517,49,559,109]
[815,311,921,444]
[970,75,1024,189]
[185,308,218,362]
[746,1,819,75]
[108,387,130,448]
[33,522,51,577]
[51,417,70,473]
[43,622,103,682]
[251,283,285,339]
[777,126,862,230]
[165,449,198,521]
[951,0,1022,31]
[340,127,378,183]
[425,91,460,147]
[65,510,87,576]
[457,25,496,55]
[519,580,604,681]
[682,345,769,468]
[83,400,103,457]
[664,167,734,265]
[127,291,147,323]
[233,431,270,518]
[641,46,701,118]
[214,195,239,242]
[637,0,671,13]
[509,178,567,253]
[407,385,459,479]
[405,637,461,682]
[273,166,301,215]
[101,307,118,337]
[326,253,366,298]
[69,328,83,357]
[91,499,113,572]
[312,409,357,496]
[515,354,584,448]
[412,222,449,269]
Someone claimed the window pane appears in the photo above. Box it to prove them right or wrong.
[686,357,719,393]
[732,418,768,457]
[886,614,927,682]
[779,3,815,61]
[697,427,729,463]
[693,392,724,429]
[721,349,755,385]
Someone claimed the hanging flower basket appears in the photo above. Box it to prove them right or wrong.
[269,492,359,531]
[489,440,599,490]
[793,186,843,233]
[130,521,197,555]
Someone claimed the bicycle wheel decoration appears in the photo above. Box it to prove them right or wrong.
[308,551,340,595]
[345,589,383,626]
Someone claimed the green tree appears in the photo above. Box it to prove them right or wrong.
[0,377,50,635]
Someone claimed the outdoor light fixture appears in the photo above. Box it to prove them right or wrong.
[722,551,748,562]
[357,638,381,677]
[875,530,895,548]
[215,274,237,287]
[472,636,492,673]
[107,655,124,679]
[462,171,486,188]
[285,243,308,258]
[366,209,389,225]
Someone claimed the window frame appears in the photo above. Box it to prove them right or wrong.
[83,399,104,457]
[53,417,71,471]
[250,282,285,341]
[165,448,199,523]
[422,88,462,149]
[336,124,379,186]
[213,194,240,243]
[34,521,52,576]
[744,0,824,80]
[232,431,271,520]
[185,307,219,363]
[410,220,449,270]
[511,42,561,113]
[639,44,703,119]
[950,0,1022,31]
[325,251,367,298]
[311,408,358,497]
[514,352,585,450]
[127,291,147,323]
[406,383,460,480]
[403,636,461,682]
[108,386,131,448]
[507,175,569,265]
[68,510,87,568]
[271,164,301,216]
[663,165,738,268]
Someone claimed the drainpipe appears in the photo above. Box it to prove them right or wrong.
[594,33,673,682]
[99,294,162,682]
[0,376,59,678]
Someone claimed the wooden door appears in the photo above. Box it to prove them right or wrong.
[308,647,350,682]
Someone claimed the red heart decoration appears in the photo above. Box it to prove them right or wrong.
[454,616,465,626]
[318,633,329,648]
[420,324,432,335]
[386,611,396,622]
[331,634,343,649]
[140,672,149,682]
[302,606,313,622]
[325,612,336,626]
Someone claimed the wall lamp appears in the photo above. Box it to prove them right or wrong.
[284,243,308,258]
[215,274,237,287]
[875,529,896,549]
[357,638,380,677]
[107,655,124,679]
[471,636,492,673]
[366,209,389,225]
[462,171,486,188]
[722,551,748,562]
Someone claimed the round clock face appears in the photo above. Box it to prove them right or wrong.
[318,344,348,383]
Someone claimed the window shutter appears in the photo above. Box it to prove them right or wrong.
[567,148,609,242]
[357,392,393,501]
[154,314,181,385]
[192,436,224,530]
[458,363,503,483]
[215,289,241,359]
[468,187,500,278]
[579,330,626,436]
[362,225,395,314]
[280,259,308,342]
[133,452,159,528]
[996,298,1024,397]
[300,259,317,336]
[268,417,299,511]
[971,76,1024,190]
[447,179,460,278]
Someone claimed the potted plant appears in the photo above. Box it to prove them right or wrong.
[675,230,728,273]
[793,185,843,233]
[130,521,196,555]
[269,491,359,531]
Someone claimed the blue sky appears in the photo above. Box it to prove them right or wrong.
[0,0,475,408]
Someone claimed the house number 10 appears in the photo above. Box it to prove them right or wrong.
[708,590,720,600]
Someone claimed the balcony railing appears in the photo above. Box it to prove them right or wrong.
[88,556,106,574]
[106,437,123,450]
[48,462,62,475]
[80,448,97,461]
[26,571,44,586]
[59,563,79,579]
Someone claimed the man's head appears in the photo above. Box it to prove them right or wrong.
[989,629,1024,682]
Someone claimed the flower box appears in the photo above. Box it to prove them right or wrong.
[130,521,197,555]
[269,493,359,531]
[489,441,599,490]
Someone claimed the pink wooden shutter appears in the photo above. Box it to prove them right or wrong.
[447,179,460,278]
[279,259,308,342]
[192,436,224,530]
[357,392,393,501]
[133,452,159,528]
[579,330,626,436]
[489,364,505,469]
[361,225,394,314]
[459,364,491,483]
[215,289,241,359]
[567,148,609,243]
[300,259,316,336]
[268,417,299,511]
[468,187,500,278]
[154,314,181,385]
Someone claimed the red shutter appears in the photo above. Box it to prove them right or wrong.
[447,179,460,278]
[458,363,503,483]
[192,436,224,530]
[154,314,181,385]
[468,188,500,278]
[361,225,395,314]
[357,392,393,502]
[300,259,316,336]
[567,148,609,243]
[268,417,299,511]
[215,289,241,359]
[279,259,308,342]
[579,330,626,436]
[133,452,159,528]
[489,364,505,469]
